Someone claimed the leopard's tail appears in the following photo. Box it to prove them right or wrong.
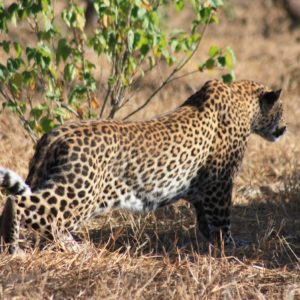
[0,167,31,196]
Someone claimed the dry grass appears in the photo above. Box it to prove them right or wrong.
[1,0,300,299]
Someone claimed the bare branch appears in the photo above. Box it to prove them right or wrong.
[60,103,80,118]
[74,28,93,119]
[166,69,200,84]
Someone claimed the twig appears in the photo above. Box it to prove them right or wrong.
[72,26,92,119]
[60,103,80,118]
[100,86,112,119]
[166,69,200,84]
[99,36,117,119]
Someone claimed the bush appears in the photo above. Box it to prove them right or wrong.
[0,0,235,142]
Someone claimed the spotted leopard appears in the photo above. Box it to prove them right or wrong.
[0,79,286,253]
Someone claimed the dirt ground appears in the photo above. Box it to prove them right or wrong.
[0,0,300,299]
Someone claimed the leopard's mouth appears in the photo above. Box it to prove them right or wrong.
[270,125,287,141]
[255,125,287,142]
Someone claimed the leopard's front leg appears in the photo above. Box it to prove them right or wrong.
[191,179,235,247]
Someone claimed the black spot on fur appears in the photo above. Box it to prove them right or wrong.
[55,186,65,196]
[48,197,57,205]
[67,173,76,183]
[60,200,68,211]
[75,179,83,189]
[32,223,40,230]
[63,211,71,219]
[29,205,36,211]
[31,196,40,203]
[99,201,108,208]
[67,192,76,199]
[42,191,51,198]
[50,207,58,217]
[78,191,86,198]
[37,205,45,215]
[70,200,79,207]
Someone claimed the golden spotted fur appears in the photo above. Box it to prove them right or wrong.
[0,80,286,253]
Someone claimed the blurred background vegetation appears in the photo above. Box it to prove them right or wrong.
[0,0,237,142]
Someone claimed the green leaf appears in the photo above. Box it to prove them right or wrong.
[9,73,23,94]
[108,76,115,87]
[68,85,87,104]
[199,7,212,24]
[0,64,7,81]
[136,7,147,20]
[7,3,18,14]
[128,30,134,53]
[7,58,22,73]
[208,45,220,58]
[6,100,18,113]
[53,107,66,118]
[18,101,27,114]
[30,106,47,120]
[0,14,8,33]
[1,40,10,53]
[203,58,215,70]
[217,56,226,67]
[170,39,179,52]
[148,56,155,68]
[62,4,85,31]
[140,44,150,56]
[19,101,26,114]
[175,0,184,11]
[64,63,76,81]
[222,71,235,84]
[74,6,86,31]
[22,70,36,87]
[14,42,22,58]
[210,15,220,24]
[56,39,72,64]
[224,47,236,70]
[40,117,56,133]
[40,0,50,12]
[26,47,36,62]
[83,71,96,91]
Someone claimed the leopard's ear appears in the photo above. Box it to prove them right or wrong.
[260,89,281,112]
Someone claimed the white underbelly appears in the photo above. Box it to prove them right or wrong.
[118,186,187,213]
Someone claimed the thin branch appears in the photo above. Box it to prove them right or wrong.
[112,59,159,114]
[75,28,93,119]
[123,18,211,121]
[100,86,112,118]
[103,3,135,120]
[60,103,80,118]
[122,67,177,121]
[166,69,200,84]
[99,39,117,119]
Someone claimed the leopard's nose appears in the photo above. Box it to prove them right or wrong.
[274,126,286,137]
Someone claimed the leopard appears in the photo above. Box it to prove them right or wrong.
[0,79,286,253]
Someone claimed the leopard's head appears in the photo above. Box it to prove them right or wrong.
[252,89,286,142]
